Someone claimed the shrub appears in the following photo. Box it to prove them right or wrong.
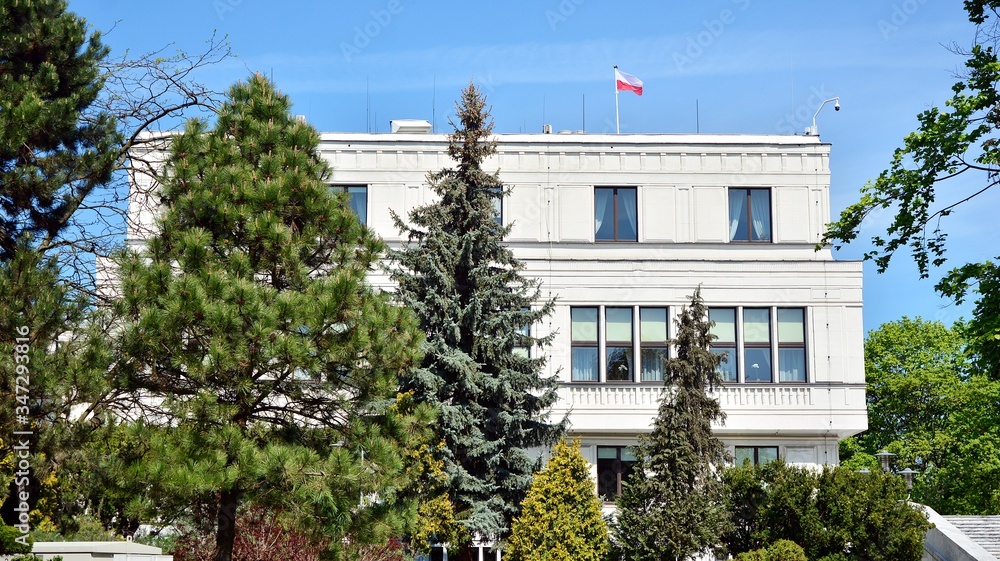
[0,524,32,554]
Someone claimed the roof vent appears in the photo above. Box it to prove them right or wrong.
[390,119,433,134]
[542,124,552,134]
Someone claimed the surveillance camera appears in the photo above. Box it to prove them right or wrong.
[834,102,841,111]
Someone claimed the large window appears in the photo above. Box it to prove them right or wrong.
[597,446,636,501]
[514,309,531,359]
[743,308,772,383]
[333,185,368,225]
[488,186,503,226]
[571,307,599,381]
[606,308,633,381]
[735,446,779,466]
[571,306,670,383]
[595,187,637,241]
[708,307,808,384]
[728,188,770,242]
[709,308,738,382]
[640,307,669,381]
[778,309,806,382]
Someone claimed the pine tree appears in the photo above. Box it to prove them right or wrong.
[109,74,431,561]
[612,288,731,561]
[390,83,564,553]
[0,0,119,258]
[506,439,609,561]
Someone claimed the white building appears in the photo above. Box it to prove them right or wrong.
[125,126,866,503]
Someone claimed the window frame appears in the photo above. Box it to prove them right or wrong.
[777,308,808,382]
[734,446,780,466]
[331,184,368,225]
[639,307,669,383]
[709,307,739,383]
[743,307,773,383]
[728,187,772,243]
[596,445,637,502]
[594,186,638,242]
[605,307,634,382]
[571,307,600,383]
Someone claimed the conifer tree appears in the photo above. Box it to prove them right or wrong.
[612,288,730,561]
[391,84,564,552]
[0,0,119,258]
[507,439,609,561]
[109,74,431,561]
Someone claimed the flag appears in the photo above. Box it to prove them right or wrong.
[615,67,643,96]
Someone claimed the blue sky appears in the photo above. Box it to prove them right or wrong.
[72,0,999,333]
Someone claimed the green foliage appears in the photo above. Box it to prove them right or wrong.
[821,1,1000,382]
[612,289,730,561]
[507,440,609,561]
[734,540,807,561]
[722,462,931,561]
[846,317,1000,514]
[0,523,32,554]
[107,74,431,561]
[0,0,119,256]
[390,83,564,543]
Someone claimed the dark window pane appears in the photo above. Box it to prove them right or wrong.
[758,447,779,464]
[745,347,772,382]
[607,346,633,381]
[572,347,599,381]
[595,188,615,240]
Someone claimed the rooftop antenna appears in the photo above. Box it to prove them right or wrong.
[366,77,370,133]
[696,99,700,133]
[542,95,546,132]
[432,76,437,133]
[582,94,586,132]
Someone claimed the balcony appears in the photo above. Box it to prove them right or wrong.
[551,383,867,438]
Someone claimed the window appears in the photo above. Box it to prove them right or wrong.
[571,307,599,381]
[709,308,738,382]
[778,309,806,382]
[571,306,670,383]
[488,186,503,226]
[744,308,772,383]
[735,446,779,466]
[597,446,636,501]
[333,185,368,225]
[640,307,669,382]
[595,187,637,241]
[514,308,531,359]
[605,308,633,381]
[708,307,808,383]
[728,188,770,242]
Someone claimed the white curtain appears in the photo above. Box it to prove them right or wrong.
[728,190,745,239]
[750,189,770,241]
[621,188,637,239]
[780,349,806,382]
[572,348,598,381]
[594,189,612,233]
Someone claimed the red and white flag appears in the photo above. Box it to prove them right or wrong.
[615,68,643,96]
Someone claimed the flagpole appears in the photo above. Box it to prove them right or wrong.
[614,65,620,134]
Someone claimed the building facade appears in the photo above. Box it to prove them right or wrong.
[124,128,866,503]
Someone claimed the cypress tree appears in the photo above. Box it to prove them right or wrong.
[391,83,564,553]
[110,74,430,561]
[507,439,609,561]
[612,288,731,561]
